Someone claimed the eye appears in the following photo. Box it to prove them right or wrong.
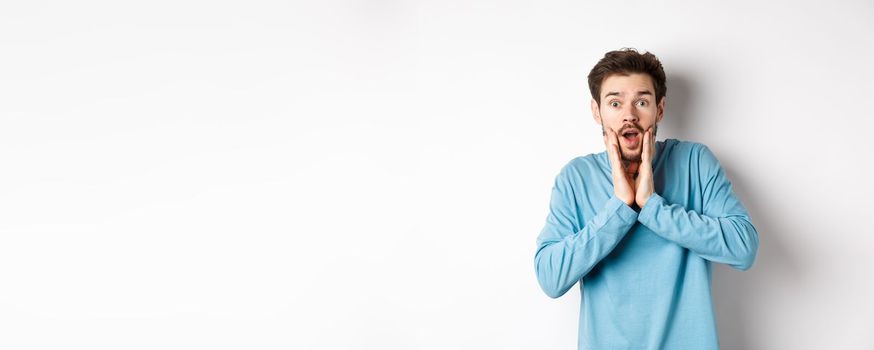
[610,101,620,108]
[636,100,648,107]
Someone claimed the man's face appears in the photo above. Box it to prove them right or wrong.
[591,73,665,162]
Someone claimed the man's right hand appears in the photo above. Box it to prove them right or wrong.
[604,127,635,206]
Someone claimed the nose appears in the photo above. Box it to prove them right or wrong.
[622,104,639,124]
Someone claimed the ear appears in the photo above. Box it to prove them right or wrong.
[591,98,602,125]
[656,97,666,124]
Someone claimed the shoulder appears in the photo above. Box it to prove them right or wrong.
[559,153,603,179]
[662,138,724,182]
[549,153,603,191]
[662,138,719,163]
[662,138,707,153]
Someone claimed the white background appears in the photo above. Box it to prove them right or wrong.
[1,0,872,349]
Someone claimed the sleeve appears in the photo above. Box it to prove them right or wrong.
[533,165,639,299]
[636,144,759,271]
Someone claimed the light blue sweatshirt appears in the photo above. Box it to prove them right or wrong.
[534,138,759,349]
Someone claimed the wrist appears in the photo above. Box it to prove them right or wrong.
[637,193,652,207]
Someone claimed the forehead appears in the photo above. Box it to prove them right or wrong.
[600,73,655,97]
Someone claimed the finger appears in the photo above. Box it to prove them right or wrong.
[608,144,622,173]
[640,129,654,174]
[603,127,615,156]
[640,129,650,162]
[647,127,655,160]
[605,128,624,172]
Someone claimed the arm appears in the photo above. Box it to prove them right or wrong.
[637,144,759,270]
[534,165,638,299]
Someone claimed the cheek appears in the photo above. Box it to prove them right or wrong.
[599,110,622,123]
[639,109,659,124]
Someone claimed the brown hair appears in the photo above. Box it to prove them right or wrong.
[587,48,666,106]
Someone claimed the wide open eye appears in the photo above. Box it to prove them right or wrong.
[610,101,620,108]
[636,100,648,107]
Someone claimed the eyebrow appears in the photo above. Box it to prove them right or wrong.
[604,90,653,98]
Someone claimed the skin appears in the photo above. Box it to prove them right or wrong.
[590,73,665,208]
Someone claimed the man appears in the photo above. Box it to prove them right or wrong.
[533,48,759,349]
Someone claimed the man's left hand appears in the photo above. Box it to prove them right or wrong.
[635,127,656,208]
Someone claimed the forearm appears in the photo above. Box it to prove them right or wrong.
[534,195,638,298]
[637,193,759,270]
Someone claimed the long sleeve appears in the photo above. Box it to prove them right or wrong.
[637,144,759,271]
[534,165,639,299]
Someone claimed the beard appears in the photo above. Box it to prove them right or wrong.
[602,124,657,163]
[621,145,643,162]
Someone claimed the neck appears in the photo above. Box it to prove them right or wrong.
[623,160,641,177]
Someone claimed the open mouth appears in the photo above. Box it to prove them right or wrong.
[621,129,641,144]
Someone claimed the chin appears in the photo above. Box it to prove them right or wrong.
[620,148,642,162]
[621,155,642,163]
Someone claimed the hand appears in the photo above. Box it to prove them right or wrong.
[604,127,635,206]
[635,127,656,208]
